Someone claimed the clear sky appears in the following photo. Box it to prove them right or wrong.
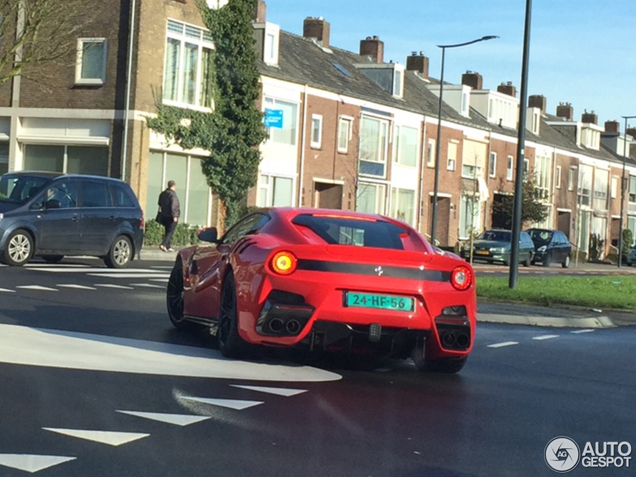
[265,0,636,131]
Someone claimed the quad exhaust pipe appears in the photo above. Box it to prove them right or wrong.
[439,329,471,351]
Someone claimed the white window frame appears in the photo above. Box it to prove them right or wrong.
[258,174,295,207]
[394,125,418,168]
[488,152,497,178]
[162,19,214,110]
[356,181,387,215]
[611,176,618,199]
[507,155,514,181]
[427,139,436,168]
[447,141,457,172]
[556,166,562,189]
[75,38,107,85]
[359,115,389,178]
[337,117,352,153]
[311,114,323,149]
[568,166,576,191]
[523,159,530,181]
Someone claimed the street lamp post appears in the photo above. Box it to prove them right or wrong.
[430,35,498,246]
[617,115,636,267]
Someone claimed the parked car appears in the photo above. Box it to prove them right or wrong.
[461,229,535,266]
[166,207,477,374]
[0,171,144,267]
[526,228,572,268]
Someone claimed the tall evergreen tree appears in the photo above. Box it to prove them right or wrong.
[148,0,267,227]
[491,174,549,229]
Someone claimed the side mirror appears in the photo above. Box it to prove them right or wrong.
[197,227,218,243]
[45,199,61,209]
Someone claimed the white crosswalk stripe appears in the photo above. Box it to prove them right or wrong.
[57,284,97,290]
[129,283,165,289]
[42,428,149,446]
[16,285,58,292]
[182,396,264,410]
[487,341,519,348]
[0,288,16,293]
[95,284,134,290]
[0,454,76,473]
[230,385,308,397]
[116,410,211,426]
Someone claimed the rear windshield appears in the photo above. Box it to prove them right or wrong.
[0,175,52,204]
[527,229,553,244]
[292,214,406,250]
[479,230,511,242]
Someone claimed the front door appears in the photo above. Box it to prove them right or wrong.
[314,182,343,209]
[32,180,81,254]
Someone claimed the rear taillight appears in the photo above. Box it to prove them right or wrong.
[139,211,145,230]
[451,265,472,291]
[270,251,298,275]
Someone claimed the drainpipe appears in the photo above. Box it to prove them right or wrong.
[297,84,309,206]
[417,119,427,232]
[121,0,137,182]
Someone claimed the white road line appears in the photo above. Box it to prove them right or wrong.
[88,273,170,279]
[16,285,58,292]
[532,335,560,341]
[57,284,97,290]
[31,268,159,273]
[183,397,264,410]
[26,264,90,268]
[42,428,149,447]
[487,341,519,348]
[571,329,595,334]
[0,454,76,473]
[230,385,308,397]
[116,410,211,426]
[150,278,169,283]
[130,283,165,289]
[95,284,134,290]
[0,288,16,293]
[150,266,174,269]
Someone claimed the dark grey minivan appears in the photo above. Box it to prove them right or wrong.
[0,172,144,267]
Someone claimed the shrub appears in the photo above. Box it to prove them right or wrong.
[144,219,200,247]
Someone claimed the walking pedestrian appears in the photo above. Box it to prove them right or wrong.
[157,180,180,252]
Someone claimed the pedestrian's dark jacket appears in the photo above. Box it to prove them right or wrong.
[158,188,180,219]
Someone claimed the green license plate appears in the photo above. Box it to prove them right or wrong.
[345,292,414,312]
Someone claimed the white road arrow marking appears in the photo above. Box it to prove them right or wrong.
[0,454,76,473]
[42,428,149,446]
[0,324,342,382]
[116,410,210,426]
[183,397,263,410]
[16,286,58,292]
[230,385,308,397]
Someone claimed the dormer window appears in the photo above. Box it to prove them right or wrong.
[356,63,404,98]
[393,67,403,98]
[253,22,280,66]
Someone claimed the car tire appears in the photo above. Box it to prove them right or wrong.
[167,260,193,330]
[3,229,34,267]
[217,272,247,358]
[522,253,532,267]
[104,235,133,269]
[42,255,64,264]
[542,254,552,267]
[562,255,571,269]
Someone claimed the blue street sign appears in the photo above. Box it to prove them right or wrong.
[264,108,283,128]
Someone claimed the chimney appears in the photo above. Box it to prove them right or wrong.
[461,71,483,90]
[581,111,598,125]
[360,36,384,63]
[497,82,517,97]
[528,95,547,113]
[627,128,636,140]
[254,0,266,22]
[406,51,429,79]
[303,17,330,49]
[556,102,573,121]
[604,120,620,134]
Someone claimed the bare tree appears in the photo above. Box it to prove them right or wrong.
[0,0,87,84]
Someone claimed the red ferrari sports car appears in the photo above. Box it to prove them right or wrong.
[167,208,476,373]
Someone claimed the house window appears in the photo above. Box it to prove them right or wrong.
[264,32,277,64]
[427,139,436,168]
[0,144,8,175]
[75,39,107,85]
[337,117,352,153]
[488,152,497,178]
[24,145,108,176]
[629,176,636,203]
[556,166,562,189]
[258,174,294,207]
[507,155,514,181]
[394,125,418,167]
[593,169,608,210]
[359,116,389,177]
[311,115,323,149]
[264,97,298,146]
[447,141,457,171]
[535,154,551,200]
[578,164,592,207]
[568,166,576,191]
[459,194,479,240]
[147,151,212,226]
[393,68,403,97]
[523,159,530,181]
[162,19,213,108]
[356,182,386,214]
[390,188,415,226]
[611,176,618,199]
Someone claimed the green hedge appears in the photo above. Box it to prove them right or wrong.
[144,219,200,247]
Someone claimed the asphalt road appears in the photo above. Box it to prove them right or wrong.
[0,258,634,476]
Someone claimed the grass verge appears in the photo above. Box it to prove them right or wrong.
[476,275,636,311]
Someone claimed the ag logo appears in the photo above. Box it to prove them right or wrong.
[545,436,581,473]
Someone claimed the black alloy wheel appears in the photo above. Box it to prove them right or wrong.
[167,260,190,329]
[217,272,246,358]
